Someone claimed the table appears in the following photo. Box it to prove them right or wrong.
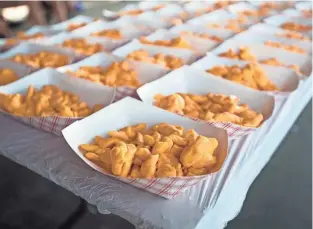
[0,74,311,229]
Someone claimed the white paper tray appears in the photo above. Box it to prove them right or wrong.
[227,2,278,17]
[143,29,219,56]
[191,53,300,96]
[62,96,229,199]
[72,20,144,51]
[264,14,312,33]
[295,1,312,10]
[137,65,275,138]
[113,39,195,66]
[170,24,235,40]
[40,32,109,57]
[0,68,115,135]
[0,60,31,80]
[230,30,312,54]
[187,9,257,27]
[183,1,216,15]
[50,15,95,32]
[58,52,168,101]
[248,23,313,39]
[212,42,312,76]
[112,12,170,34]
[0,42,77,69]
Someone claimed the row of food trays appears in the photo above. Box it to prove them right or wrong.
[0,1,311,199]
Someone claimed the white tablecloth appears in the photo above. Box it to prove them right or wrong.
[0,76,311,229]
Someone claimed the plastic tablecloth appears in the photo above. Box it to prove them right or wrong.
[0,75,311,229]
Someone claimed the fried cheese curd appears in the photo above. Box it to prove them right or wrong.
[0,85,103,117]
[0,68,19,85]
[264,40,306,54]
[117,9,144,16]
[139,37,193,49]
[259,58,301,73]
[67,22,88,31]
[180,31,223,43]
[9,51,70,68]
[218,47,257,61]
[91,29,123,40]
[302,10,312,18]
[207,21,244,33]
[281,22,312,32]
[126,49,184,69]
[61,38,104,56]
[66,61,141,88]
[155,93,263,127]
[207,64,279,91]
[239,8,271,17]
[277,31,311,41]
[6,32,45,45]
[80,123,219,178]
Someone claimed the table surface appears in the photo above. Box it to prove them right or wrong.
[0,2,312,229]
[0,76,311,229]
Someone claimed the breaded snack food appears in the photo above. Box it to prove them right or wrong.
[154,93,263,127]
[264,40,306,54]
[277,31,311,41]
[218,47,257,61]
[67,22,88,31]
[0,68,19,85]
[66,61,141,88]
[6,32,44,45]
[259,58,300,73]
[61,38,104,56]
[91,29,123,40]
[281,22,312,32]
[9,51,70,68]
[126,49,184,69]
[180,31,223,43]
[206,64,279,91]
[0,85,104,117]
[139,37,193,49]
[79,123,219,177]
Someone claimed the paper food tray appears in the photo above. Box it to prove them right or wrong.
[230,30,312,54]
[0,27,54,51]
[113,39,195,65]
[72,20,143,51]
[295,2,312,10]
[154,4,185,17]
[248,1,294,9]
[50,15,94,32]
[0,68,115,135]
[143,29,219,56]
[183,1,216,15]
[40,32,109,57]
[282,9,308,18]
[62,96,229,199]
[102,4,139,19]
[264,14,312,34]
[191,53,300,96]
[0,60,31,81]
[0,43,77,69]
[58,52,167,101]
[170,24,235,40]
[137,65,274,138]
[187,9,257,27]
[212,42,312,76]
[112,13,169,34]
[227,2,278,17]
[248,23,313,39]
